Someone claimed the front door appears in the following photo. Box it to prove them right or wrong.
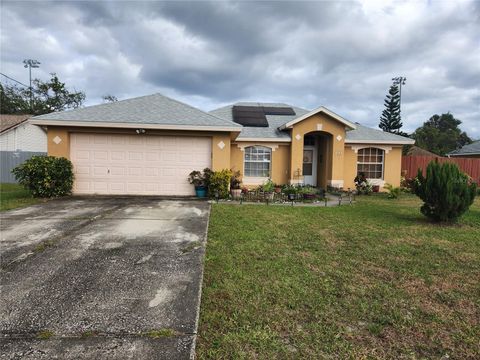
[303,145,317,186]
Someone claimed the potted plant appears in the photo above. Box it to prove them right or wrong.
[300,185,317,200]
[282,184,298,202]
[188,170,207,198]
[262,179,275,201]
[274,184,282,193]
[230,170,242,199]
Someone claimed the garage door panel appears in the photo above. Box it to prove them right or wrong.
[128,152,143,161]
[71,133,211,195]
[145,152,159,161]
[111,151,125,161]
[110,183,125,193]
[110,167,125,176]
[128,167,142,176]
[111,135,127,145]
[93,135,108,145]
[93,151,108,161]
[161,151,176,162]
[144,167,159,177]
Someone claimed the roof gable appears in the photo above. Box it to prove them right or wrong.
[278,106,356,130]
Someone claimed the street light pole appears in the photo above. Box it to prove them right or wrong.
[23,59,41,112]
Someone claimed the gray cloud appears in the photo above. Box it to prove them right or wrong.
[1,0,479,137]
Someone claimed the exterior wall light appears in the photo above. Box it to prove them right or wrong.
[135,129,146,134]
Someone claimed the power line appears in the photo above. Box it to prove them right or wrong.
[0,72,29,87]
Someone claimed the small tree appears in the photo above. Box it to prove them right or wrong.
[379,84,403,134]
[413,161,477,222]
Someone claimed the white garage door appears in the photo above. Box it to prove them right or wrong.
[70,133,211,195]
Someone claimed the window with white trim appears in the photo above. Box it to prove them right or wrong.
[357,148,384,179]
[244,146,271,177]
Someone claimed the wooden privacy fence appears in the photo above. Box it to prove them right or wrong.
[401,155,480,183]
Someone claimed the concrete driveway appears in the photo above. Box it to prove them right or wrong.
[0,197,210,359]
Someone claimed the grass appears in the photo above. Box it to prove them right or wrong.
[197,194,480,359]
[0,183,41,211]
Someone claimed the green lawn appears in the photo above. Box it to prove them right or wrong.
[0,183,41,211]
[197,195,480,359]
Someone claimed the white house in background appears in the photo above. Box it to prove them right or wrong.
[0,114,47,152]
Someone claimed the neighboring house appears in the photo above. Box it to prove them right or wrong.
[447,140,480,158]
[405,145,438,157]
[30,93,414,196]
[0,114,46,152]
[0,114,47,183]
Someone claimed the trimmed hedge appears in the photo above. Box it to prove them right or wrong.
[12,156,74,198]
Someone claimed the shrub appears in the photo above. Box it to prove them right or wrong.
[384,183,401,199]
[12,156,74,198]
[354,172,372,195]
[208,169,232,198]
[282,184,298,195]
[413,161,477,222]
[260,179,275,193]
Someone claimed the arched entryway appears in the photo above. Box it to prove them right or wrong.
[302,131,333,188]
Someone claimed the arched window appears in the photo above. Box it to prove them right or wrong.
[244,146,271,177]
[357,148,384,179]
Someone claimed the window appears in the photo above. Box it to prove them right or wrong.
[304,135,315,146]
[357,148,384,179]
[244,146,271,177]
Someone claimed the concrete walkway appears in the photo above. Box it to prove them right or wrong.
[0,197,210,359]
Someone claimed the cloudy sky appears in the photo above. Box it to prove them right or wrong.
[1,0,479,137]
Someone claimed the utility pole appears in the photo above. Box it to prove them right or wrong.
[23,59,41,111]
[392,76,406,113]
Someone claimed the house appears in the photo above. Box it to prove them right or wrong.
[0,114,46,152]
[405,145,438,157]
[447,140,480,158]
[0,114,47,183]
[30,93,414,195]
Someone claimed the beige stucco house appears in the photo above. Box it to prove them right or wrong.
[30,93,414,195]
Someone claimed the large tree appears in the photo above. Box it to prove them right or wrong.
[379,84,404,134]
[0,73,85,115]
[412,113,472,156]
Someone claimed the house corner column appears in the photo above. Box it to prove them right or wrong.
[47,127,70,159]
[211,133,231,171]
[328,135,345,188]
[289,132,304,184]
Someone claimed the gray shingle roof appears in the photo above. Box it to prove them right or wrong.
[210,103,414,144]
[346,124,414,144]
[31,93,241,129]
[447,140,480,156]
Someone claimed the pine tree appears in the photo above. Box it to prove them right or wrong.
[379,84,402,134]
[413,161,477,222]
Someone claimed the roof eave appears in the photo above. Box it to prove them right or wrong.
[29,119,242,132]
[448,152,480,157]
[234,137,291,142]
[345,139,415,145]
